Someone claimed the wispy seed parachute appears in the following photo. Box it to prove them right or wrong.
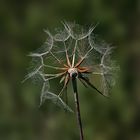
[23,22,119,112]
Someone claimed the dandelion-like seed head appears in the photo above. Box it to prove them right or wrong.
[23,21,119,112]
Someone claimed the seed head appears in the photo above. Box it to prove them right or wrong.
[23,21,119,112]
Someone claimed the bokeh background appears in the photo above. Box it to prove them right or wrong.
[0,0,140,140]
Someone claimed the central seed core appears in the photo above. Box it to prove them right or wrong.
[68,68,78,78]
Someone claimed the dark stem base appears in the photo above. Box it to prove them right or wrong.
[72,77,84,140]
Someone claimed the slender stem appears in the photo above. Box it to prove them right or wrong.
[72,77,84,140]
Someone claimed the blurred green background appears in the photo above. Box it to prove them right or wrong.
[0,0,140,140]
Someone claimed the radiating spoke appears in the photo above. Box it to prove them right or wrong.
[63,41,71,67]
[58,74,69,96]
[50,51,63,65]
[22,65,42,83]
[65,86,68,106]
[75,46,94,68]
[44,64,67,70]
[92,72,103,75]
[40,71,66,81]
[72,40,78,67]
[77,67,91,73]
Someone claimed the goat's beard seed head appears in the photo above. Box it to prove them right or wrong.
[68,68,78,78]
[23,21,119,112]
